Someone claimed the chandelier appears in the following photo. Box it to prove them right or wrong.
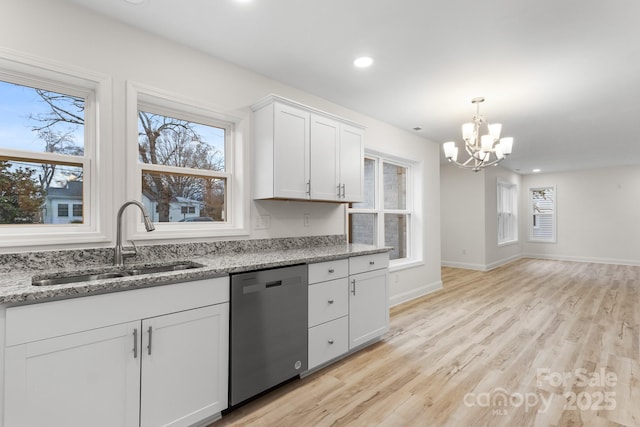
[442,97,513,172]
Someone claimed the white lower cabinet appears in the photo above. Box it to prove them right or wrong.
[348,253,389,350]
[140,304,229,427]
[3,278,229,427]
[308,316,349,369]
[307,253,389,370]
[4,321,141,427]
[348,269,389,349]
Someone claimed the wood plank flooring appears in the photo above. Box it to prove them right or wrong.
[212,259,640,426]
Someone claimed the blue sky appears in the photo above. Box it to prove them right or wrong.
[0,80,53,151]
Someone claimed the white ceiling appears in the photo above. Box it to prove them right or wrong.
[67,0,640,174]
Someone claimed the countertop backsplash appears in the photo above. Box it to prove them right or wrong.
[0,235,347,274]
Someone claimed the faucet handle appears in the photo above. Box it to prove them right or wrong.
[122,240,138,259]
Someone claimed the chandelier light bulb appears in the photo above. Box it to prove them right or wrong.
[500,137,513,155]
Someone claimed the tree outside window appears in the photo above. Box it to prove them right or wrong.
[0,80,85,225]
[137,108,229,223]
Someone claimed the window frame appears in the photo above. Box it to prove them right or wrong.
[0,49,111,248]
[126,82,249,241]
[348,151,421,269]
[497,179,518,246]
[528,185,557,243]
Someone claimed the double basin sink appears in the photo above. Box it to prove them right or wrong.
[32,262,204,287]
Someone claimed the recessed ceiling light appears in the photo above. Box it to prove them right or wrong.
[124,0,145,4]
[353,56,374,68]
[532,169,541,173]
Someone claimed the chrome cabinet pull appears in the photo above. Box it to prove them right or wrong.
[369,260,375,265]
[147,326,153,356]
[133,328,138,359]
[351,279,356,295]
[306,180,311,196]
[328,339,334,345]
[328,268,335,273]
[337,184,341,197]
[328,299,334,304]
[341,184,346,198]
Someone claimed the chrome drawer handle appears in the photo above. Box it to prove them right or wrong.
[328,339,334,345]
[328,269,335,273]
[328,299,334,304]
[369,261,375,265]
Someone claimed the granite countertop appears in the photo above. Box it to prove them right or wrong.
[0,243,390,305]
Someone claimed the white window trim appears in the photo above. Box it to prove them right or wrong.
[125,81,249,241]
[497,179,518,246]
[528,185,557,243]
[348,150,423,269]
[0,48,111,249]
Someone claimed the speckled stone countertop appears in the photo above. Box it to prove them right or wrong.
[0,235,390,305]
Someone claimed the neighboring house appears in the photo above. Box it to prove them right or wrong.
[43,181,83,224]
[142,192,202,222]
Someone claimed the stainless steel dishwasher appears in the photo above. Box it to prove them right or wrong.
[229,264,308,407]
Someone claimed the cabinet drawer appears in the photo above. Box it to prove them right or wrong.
[308,316,348,369]
[308,278,348,327]
[308,259,349,284]
[349,253,389,275]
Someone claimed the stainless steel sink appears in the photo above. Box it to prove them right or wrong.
[32,262,204,286]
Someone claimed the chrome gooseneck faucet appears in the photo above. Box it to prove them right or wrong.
[114,200,155,267]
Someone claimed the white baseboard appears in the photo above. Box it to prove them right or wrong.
[440,261,487,271]
[389,280,442,307]
[444,253,640,271]
[485,254,523,270]
[442,254,523,272]
[522,253,640,266]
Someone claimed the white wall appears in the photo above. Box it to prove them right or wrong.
[1,0,442,302]
[522,165,640,265]
[440,164,486,269]
[440,164,521,270]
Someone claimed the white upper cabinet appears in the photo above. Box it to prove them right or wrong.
[252,95,364,203]
[339,124,365,202]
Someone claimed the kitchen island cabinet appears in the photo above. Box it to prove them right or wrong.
[3,277,229,427]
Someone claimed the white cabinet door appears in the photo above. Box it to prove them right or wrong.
[140,304,229,427]
[273,102,310,199]
[4,321,141,427]
[339,124,364,202]
[349,269,389,349]
[310,114,340,201]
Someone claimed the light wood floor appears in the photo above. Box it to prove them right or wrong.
[213,259,640,427]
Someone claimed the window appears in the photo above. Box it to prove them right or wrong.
[0,79,86,225]
[497,180,518,245]
[128,82,248,238]
[137,107,229,224]
[529,186,556,242]
[72,203,83,217]
[57,204,69,217]
[0,52,107,248]
[349,154,415,263]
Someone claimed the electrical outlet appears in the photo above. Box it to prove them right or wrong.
[303,213,311,227]
[256,215,271,230]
